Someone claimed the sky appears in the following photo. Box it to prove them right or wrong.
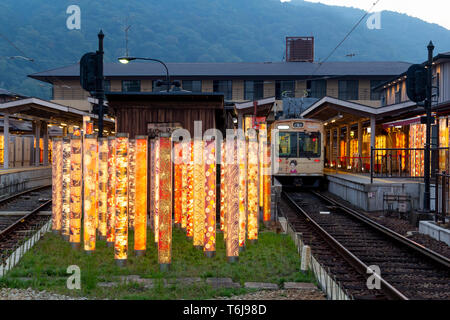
[280,0,450,30]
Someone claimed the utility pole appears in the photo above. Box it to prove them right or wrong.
[423,41,434,212]
[96,30,105,137]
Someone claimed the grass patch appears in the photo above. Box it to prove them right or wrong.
[0,227,315,299]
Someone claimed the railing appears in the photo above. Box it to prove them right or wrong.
[434,171,450,223]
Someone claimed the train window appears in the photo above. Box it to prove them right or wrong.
[299,132,321,158]
[279,132,298,158]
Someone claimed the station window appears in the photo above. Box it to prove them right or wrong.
[279,132,298,158]
[122,80,141,92]
[213,80,232,100]
[244,80,264,101]
[182,80,202,92]
[104,80,111,92]
[338,80,359,100]
[275,80,295,99]
[308,80,327,99]
[370,80,384,100]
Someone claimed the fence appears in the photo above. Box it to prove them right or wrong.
[434,171,450,223]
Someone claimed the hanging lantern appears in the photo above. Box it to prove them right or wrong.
[98,137,108,240]
[220,141,226,233]
[134,136,148,256]
[204,139,216,257]
[186,141,194,239]
[61,138,71,241]
[51,138,62,234]
[106,136,116,246]
[247,129,259,243]
[115,133,129,266]
[69,136,82,249]
[181,141,189,230]
[193,139,205,248]
[238,136,247,250]
[174,142,183,227]
[158,134,172,270]
[225,138,239,262]
[128,139,136,230]
[149,139,155,233]
[154,138,160,244]
[83,134,98,253]
[263,143,272,222]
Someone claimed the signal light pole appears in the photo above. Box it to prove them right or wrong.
[97,30,105,137]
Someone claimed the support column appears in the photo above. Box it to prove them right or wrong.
[358,121,363,172]
[43,122,49,166]
[4,113,9,169]
[35,120,41,166]
[329,128,333,167]
[337,127,341,169]
[370,116,376,152]
[346,125,350,170]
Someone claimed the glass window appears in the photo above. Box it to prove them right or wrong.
[213,80,232,100]
[299,132,321,158]
[244,80,264,101]
[395,90,401,104]
[309,80,327,98]
[279,132,298,158]
[182,80,202,92]
[275,80,295,99]
[370,80,384,100]
[104,80,111,92]
[122,80,141,92]
[338,80,359,100]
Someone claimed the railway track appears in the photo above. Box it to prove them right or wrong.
[281,190,450,300]
[0,186,52,264]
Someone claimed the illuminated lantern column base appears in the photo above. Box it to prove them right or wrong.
[225,138,239,263]
[134,135,148,257]
[69,136,82,250]
[203,139,216,258]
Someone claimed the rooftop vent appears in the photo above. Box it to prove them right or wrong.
[286,37,314,62]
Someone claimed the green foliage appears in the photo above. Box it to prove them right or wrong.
[0,0,449,99]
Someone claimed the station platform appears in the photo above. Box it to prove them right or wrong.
[324,169,422,212]
[0,166,51,200]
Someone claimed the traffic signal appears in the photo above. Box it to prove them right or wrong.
[92,104,109,115]
[406,64,427,103]
[80,52,99,93]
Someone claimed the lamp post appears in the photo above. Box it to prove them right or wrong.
[118,56,171,92]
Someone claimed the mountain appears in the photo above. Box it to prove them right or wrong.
[0,0,449,99]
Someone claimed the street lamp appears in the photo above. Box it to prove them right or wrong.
[118,56,171,92]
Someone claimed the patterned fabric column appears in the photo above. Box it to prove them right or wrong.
[238,135,247,249]
[61,138,71,240]
[204,139,216,257]
[115,133,129,266]
[193,139,205,248]
[154,139,160,244]
[83,135,98,253]
[69,136,82,248]
[186,141,194,239]
[106,136,116,245]
[158,135,172,270]
[174,142,183,226]
[258,124,267,209]
[263,143,272,222]
[128,139,136,230]
[134,136,148,255]
[149,139,155,231]
[247,129,259,242]
[51,138,62,233]
[98,137,108,240]
[225,138,239,262]
[220,141,226,234]
[181,141,189,230]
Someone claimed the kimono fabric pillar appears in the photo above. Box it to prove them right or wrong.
[134,136,148,256]
[193,139,205,249]
[263,143,272,222]
[247,129,259,244]
[61,138,71,241]
[115,133,129,267]
[106,136,116,247]
[149,139,155,233]
[174,142,183,227]
[181,141,189,230]
[226,138,239,263]
[158,134,172,271]
[258,124,267,214]
[98,137,108,240]
[51,138,62,234]
[186,141,194,239]
[83,134,98,254]
[238,135,247,251]
[203,139,216,258]
[69,136,82,250]
[128,139,136,230]
[154,139,160,245]
[220,141,226,235]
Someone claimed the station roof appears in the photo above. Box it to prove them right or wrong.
[29,61,412,83]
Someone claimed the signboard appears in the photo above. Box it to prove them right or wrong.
[147,122,182,137]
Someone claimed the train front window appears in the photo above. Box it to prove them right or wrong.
[279,132,297,158]
[299,132,321,158]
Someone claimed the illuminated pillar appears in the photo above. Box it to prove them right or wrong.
[204,139,216,257]
[193,139,205,248]
[61,138,71,240]
[247,129,259,243]
[51,138,62,234]
[115,133,129,266]
[135,136,148,256]
[128,139,136,230]
[226,138,239,262]
[174,141,183,227]
[69,136,82,249]
[158,134,172,270]
[181,141,189,230]
[98,137,108,240]
[186,141,194,239]
[106,136,116,246]
[149,139,155,232]
[263,143,272,222]
[258,124,267,210]
[83,134,98,253]
[154,138,160,244]
[238,135,247,250]
[220,141,226,234]
[86,121,94,135]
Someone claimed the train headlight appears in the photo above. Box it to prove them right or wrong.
[277,125,290,130]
